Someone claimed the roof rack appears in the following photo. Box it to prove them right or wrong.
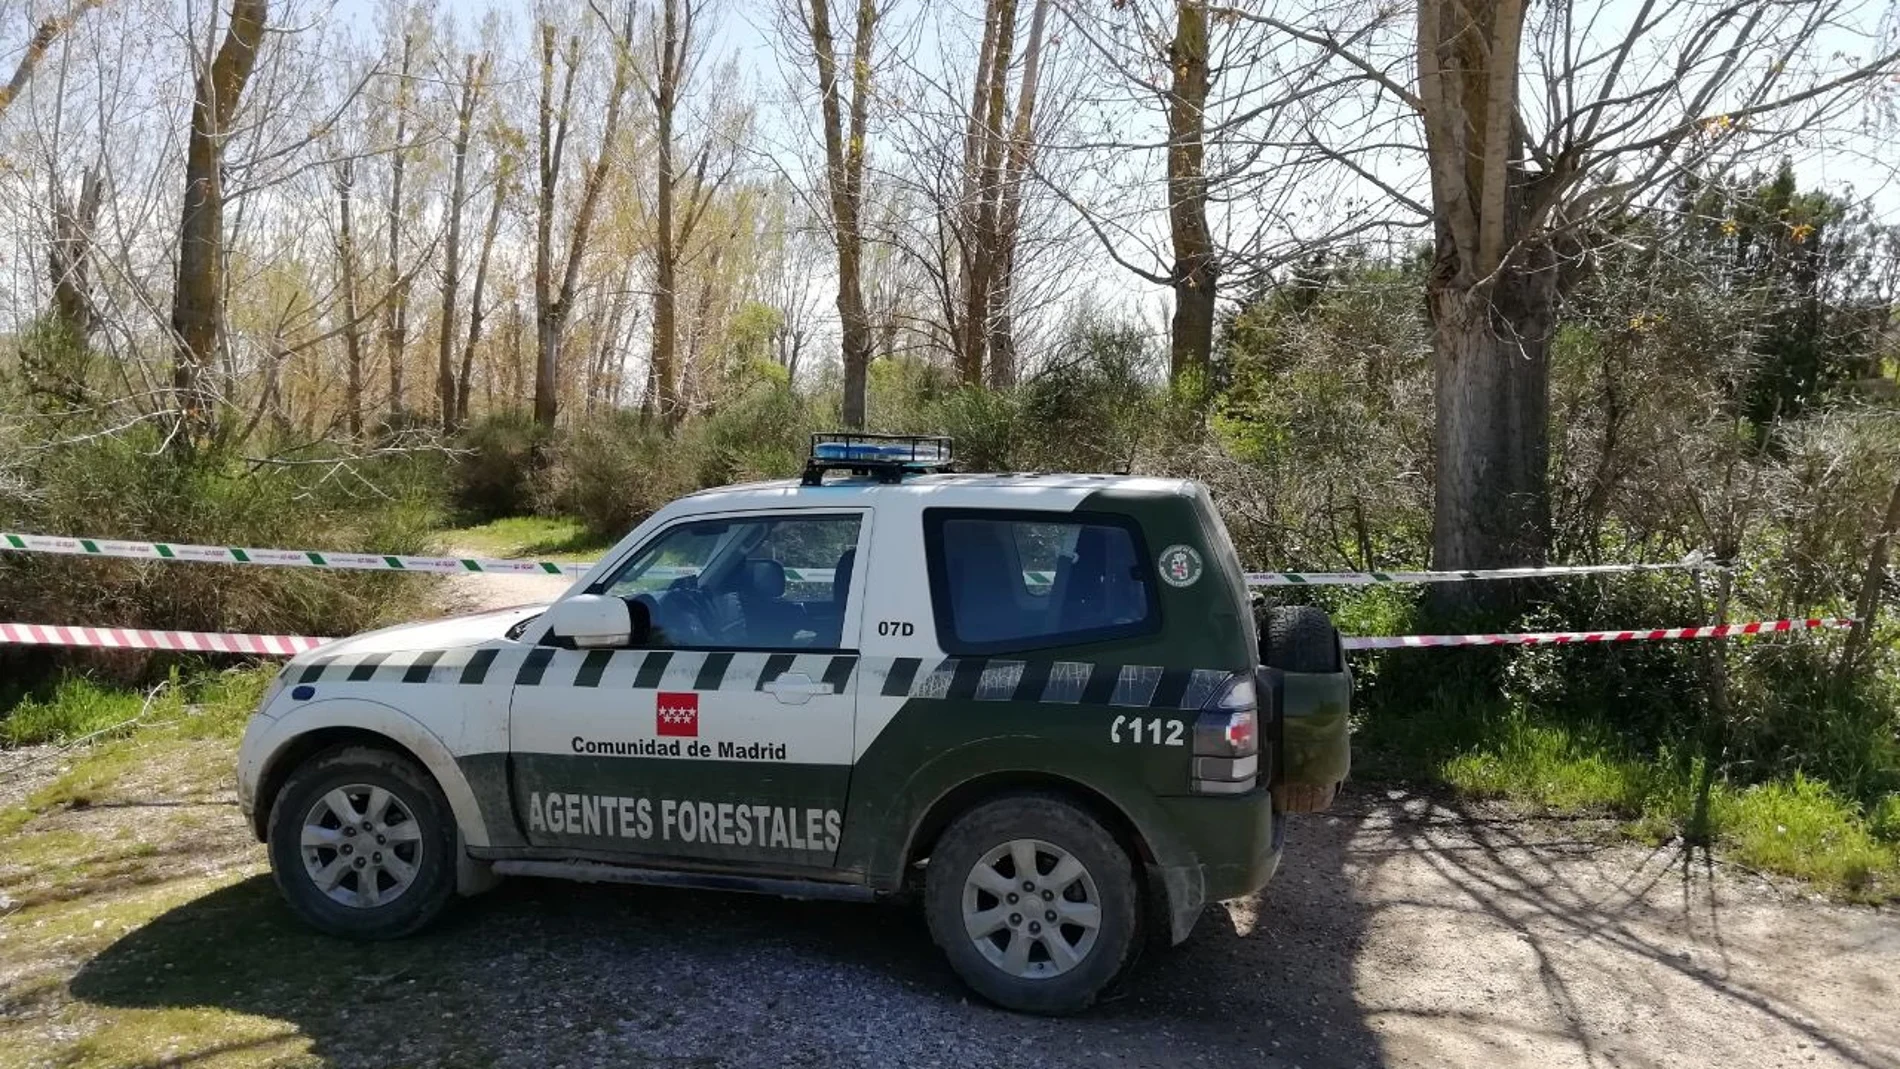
[802,433,954,485]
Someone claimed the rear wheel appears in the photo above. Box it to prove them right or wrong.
[924,795,1139,1014]
[267,746,457,939]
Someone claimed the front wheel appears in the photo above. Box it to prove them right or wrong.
[266,745,458,939]
[924,795,1139,1014]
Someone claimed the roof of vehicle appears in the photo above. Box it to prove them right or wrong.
[680,471,1200,505]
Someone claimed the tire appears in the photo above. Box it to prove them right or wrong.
[266,745,458,940]
[1261,604,1341,673]
[923,794,1140,1015]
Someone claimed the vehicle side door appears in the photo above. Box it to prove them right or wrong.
[507,509,869,872]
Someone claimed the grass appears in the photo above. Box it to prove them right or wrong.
[0,666,527,1067]
[439,515,613,561]
[0,667,269,750]
[1415,713,1900,900]
[1,678,163,747]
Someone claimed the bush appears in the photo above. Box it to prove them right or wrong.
[0,427,443,688]
[535,411,697,540]
[452,410,548,521]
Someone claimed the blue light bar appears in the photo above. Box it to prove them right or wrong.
[813,440,949,466]
[803,433,954,485]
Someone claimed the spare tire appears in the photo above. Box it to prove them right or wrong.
[1261,604,1341,673]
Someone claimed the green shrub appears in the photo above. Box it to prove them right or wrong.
[0,677,170,746]
[1713,774,1896,896]
[0,428,441,689]
[535,412,698,541]
[452,410,548,520]
[1870,793,1900,843]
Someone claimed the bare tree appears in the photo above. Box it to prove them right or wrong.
[1162,0,1213,390]
[457,132,514,425]
[1212,0,1900,572]
[333,156,367,436]
[0,0,103,120]
[379,26,417,422]
[436,49,491,429]
[532,2,634,430]
[956,0,1016,386]
[169,0,269,447]
[795,0,880,425]
[985,0,1052,387]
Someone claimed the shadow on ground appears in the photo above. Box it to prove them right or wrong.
[63,784,1900,1068]
[67,808,1383,1069]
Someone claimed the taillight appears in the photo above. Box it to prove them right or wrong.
[1191,674,1260,794]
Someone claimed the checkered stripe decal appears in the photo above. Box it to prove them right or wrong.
[292,649,1233,710]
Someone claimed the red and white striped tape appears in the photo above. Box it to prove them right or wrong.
[0,618,1855,657]
[1339,617,1855,651]
[0,623,329,656]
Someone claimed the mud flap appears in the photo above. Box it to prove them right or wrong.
[1157,861,1207,945]
[456,829,502,897]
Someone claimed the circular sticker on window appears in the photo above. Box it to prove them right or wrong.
[1158,544,1204,588]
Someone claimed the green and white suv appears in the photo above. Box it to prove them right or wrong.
[236,434,1352,1014]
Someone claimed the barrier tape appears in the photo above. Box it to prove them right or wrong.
[0,623,327,655]
[0,617,1852,657]
[1339,617,1854,650]
[4,531,1712,587]
[1245,560,1715,585]
[1,531,591,577]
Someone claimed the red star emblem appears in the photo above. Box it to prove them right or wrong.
[656,692,699,737]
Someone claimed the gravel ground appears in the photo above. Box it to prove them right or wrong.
[280,558,1896,1069]
[20,784,1891,1069]
[9,569,1894,1067]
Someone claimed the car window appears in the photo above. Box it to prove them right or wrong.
[594,515,863,650]
[925,510,1156,654]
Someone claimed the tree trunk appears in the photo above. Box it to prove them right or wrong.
[958,0,1017,387]
[1838,473,1900,677]
[169,0,268,449]
[683,246,723,408]
[438,53,485,431]
[535,11,631,430]
[649,0,687,423]
[49,166,100,341]
[988,0,1051,389]
[806,0,879,427]
[1165,0,1215,391]
[1416,0,1547,574]
[382,31,416,425]
[1426,256,1555,571]
[457,162,507,427]
[334,157,365,437]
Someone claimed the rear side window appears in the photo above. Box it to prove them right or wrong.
[924,509,1157,655]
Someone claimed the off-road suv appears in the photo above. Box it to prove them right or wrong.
[237,434,1352,1014]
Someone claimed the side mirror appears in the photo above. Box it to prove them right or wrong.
[543,594,643,649]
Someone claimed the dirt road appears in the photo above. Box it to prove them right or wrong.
[6,769,1895,1069]
[6,562,1895,1066]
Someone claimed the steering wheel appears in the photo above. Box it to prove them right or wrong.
[657,579,719,645]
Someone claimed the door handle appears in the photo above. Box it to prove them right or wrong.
[762,673,834,704]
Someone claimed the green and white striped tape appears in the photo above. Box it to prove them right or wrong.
[1,531,1713,587]
[1,532,590,577]
[1242,560,1717,586]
